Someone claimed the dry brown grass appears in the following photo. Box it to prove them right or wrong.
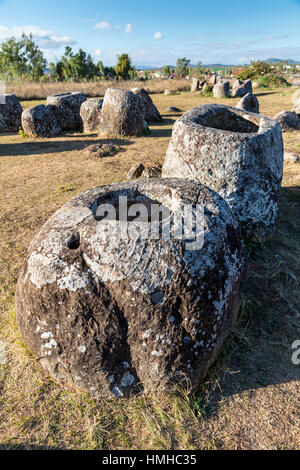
[0,87,299,450]
[6,78,189,101]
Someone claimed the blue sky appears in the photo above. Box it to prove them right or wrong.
[0,0,300,66]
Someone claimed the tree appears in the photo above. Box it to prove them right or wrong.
[163,65,171,76]
[97,60,105,78]
[175,57,190,77]
[115,53,132,80]
[0,33,46,81]
[59,47,97,81]
[128,66,138,80]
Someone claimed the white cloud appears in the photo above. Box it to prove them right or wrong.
[153,32,163,40]
[0,25,75,49]
[124,23,133,34]
[194,35,206,39]
[95,49,102,57]
[94,21,112,31]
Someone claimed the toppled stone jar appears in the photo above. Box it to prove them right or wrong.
[16,178,245,398]
[21,105,61,137]
[162,104,284,241]
[46,92,86,131]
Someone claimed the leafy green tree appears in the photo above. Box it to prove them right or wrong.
[60,47,97,81]
[0,33,46,81]
[103,66,116,78]
[128,66,138,80]
[163,65,171,76]
[97,60,105,78]
[175,57,190,77]
[115,53,131,80]
[143,70,149,79]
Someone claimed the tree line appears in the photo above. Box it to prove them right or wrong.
[0,34,140,82]
[0,34,207,83]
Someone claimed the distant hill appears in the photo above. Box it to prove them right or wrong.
[136,63,234,70]
[136,59,300,71]
[264,58,300,64]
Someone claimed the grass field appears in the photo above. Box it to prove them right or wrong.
[5,78,190,101]
[0,87,299,450]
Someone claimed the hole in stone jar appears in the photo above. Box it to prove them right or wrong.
[196,109,259,133]
[67,232,80,250]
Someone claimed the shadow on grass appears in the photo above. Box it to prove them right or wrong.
[0,137,134,157]
[192,185,300,419]
[255,91,277,97]
[147,117,176,138]
[0,443,63,450]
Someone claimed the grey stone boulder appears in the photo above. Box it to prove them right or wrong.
[162,104,284,241]
[99,88,146,137]
[0,94,22,132]
[131,88,161,122]
[80,99,103,133]
[127,163,145,180]
[191,78,200,92]
[201,82,211,94]
[206,74,217,87]
[236,93,259,113]
[127,162,162,180]
[46,92,86,131]
[213,81,230,98]
[232,79,252,98]
[284,152,300,163]
[21,105,61,137]
[142,162,162,178]
[16,178,246,398]
[274,111,300,132]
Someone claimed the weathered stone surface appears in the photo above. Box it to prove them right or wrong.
[142,162,162,178]
[236,93,259,113]
[274,111,300,131]
[162,104,284,241]
[127,163,145,180]
[164,89,171,95]
[213,81,230,98]
[84,143,122,159]
[292,98,300,115]
[232,79,242,94]
[127,162,162,180]
[0,94,22,132]
[16,178,245,398]
[131,88,161,122]
[201,82,211,93]
[191,78,200,92]
[80,99,103,133]
[46,92,86,131]
[206,74,217,87]
[232,79,252,98]
[21,105,61,137]
[284,152,300,163]
[99,88,146,137]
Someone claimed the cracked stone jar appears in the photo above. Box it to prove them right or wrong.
[16,178,245,398]
[162,104,284,241]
